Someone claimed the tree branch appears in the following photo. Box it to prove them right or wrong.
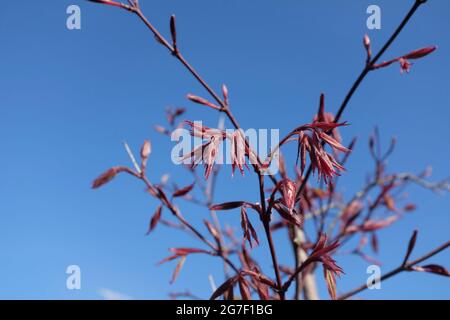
[338,240,449,300]
[295,0,428,202]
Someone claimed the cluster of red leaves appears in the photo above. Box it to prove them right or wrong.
[88,0,449,301]
[276,119,350,185]
[303,235,343,300]
[180,121,257,179]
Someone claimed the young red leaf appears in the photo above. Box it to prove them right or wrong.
[240,207,250,247]
[308,234,344,279]
[158,247,211,265]
[255,283,270,300]
[170,256,186,284]
[224,286,234,300]
[324,267,338,300]
[210,201,246,211]
[170,248,211,255]
[319,132,351,153]
[156,186,171,207]
[173,182,195,197]
[204,220,220,244]
[247,220,259,247]
[410,264,450,277]
[240,207,259,248]
[157,254,180,265]
[402,46,437,60]
[146,205,163,235]
[92,166,133,189]
[241,270,277,289]
[273,203,303,227]
[238,277,251,300]
[210,276,239,300]
[371,233,379,254]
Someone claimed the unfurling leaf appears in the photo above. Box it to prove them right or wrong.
[146,205,163,235]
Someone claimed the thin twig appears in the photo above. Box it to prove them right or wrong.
[295,0,428,202]
[123,141,141,174]
[338,240,450,300]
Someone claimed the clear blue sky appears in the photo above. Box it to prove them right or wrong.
[0,0,448,299]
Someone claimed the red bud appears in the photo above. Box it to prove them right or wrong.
[140,140,152,173]
[364,34,372,61]
[170,15,177,52]
[187,94,221,110]
[222,84,229,106]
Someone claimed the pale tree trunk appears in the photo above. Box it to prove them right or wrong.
[294,227,319,300]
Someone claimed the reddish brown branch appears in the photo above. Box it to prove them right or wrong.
[338,240,450,300]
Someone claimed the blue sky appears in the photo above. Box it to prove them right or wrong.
[0,0,448,299]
